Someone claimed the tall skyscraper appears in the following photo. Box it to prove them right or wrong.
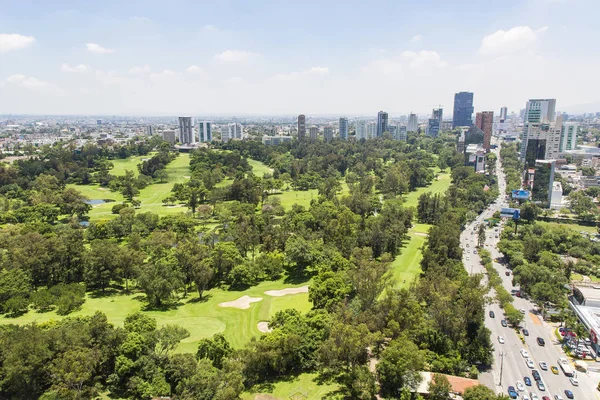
[339,118,348,140]
[324,126,334,142]
[452,92,474,128]
[377,111,389,137]
[560,122,578,152]
[223,123,243,142]
[297,114,306,139]
[178,116,195,144]
[426,108,443,137]
[309,126,318,141]
[475,111,494,151]
[356,120,367,140]
[524,99,557,123]
[147,126,153,136]
[407,113,418,132]
[199,121,212,142]
[499,106,508,122]
[366,122,377,139]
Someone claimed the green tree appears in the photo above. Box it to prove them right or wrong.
[137,256,185,307]
[49,347,99,398]
[477,223,486,247]
[504,304,524,327]
[196,333,233,369]
[376,336,424,397]
[155,169,169,183]
[429,373,452,400]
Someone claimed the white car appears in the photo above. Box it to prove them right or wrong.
[526,359,534,368]
[516,381,525,391]
[569,376,579,386]
[520,308,526,314]
[498,336,505,344]
[520,349,529,358]
[530,393,539,400]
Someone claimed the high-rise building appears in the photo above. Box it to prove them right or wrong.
[499,107,508,122]
[407,113,418,132]
[377,111,388,137]
[560,122,578,152]
[396,125,407,141]
[324,126,334,142]
[297,114,306,139]
[528,160,556,207]
[367,122,377,139]
[339,117,348,140]
[309,126,318,141]
[426,108,443,137]
[452,92,474,128]
[524,99,557,123]
[520,122,563,165]
[178,116,195,144]
[475,111,494,151]
[223,123,243,142]
[356,120,367,140]
[162,130,176,144]
[147,126,153,136]
[97,119,103,125]
[199,121,212,142]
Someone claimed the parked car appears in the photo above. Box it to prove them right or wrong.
[532,370,541,381]
[520,308,526,314]
[520,349,529,358]
[530,393,539,400]
[524,377,532,386]
[551,366,559,374]
[542,397,550,400]
[523,328,529,336]
[506,271,511,276]
[498,336,505,344]
[537,380,545,391]
[508,386,518,399]
[554,395,564,400]
[569,377,578,386]
[537,337,546,346]
[526,359,534,368]
[517,381,525,391]
[489,311,495,318]
[501,319,508,327]
[539,362,548,371]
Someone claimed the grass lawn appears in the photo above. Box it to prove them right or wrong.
[248,158,274,177]
[388,226,428,291]
[109,154,156,177]
[538,221,599,235]
[242,373,340,400]
[0,279,312,353]
[402,168,451,208]
[571,273,600,282]
[68,153,191,220]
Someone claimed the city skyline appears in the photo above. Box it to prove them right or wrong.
[1,0,599,115]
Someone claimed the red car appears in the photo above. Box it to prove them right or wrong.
[542,397,551,400]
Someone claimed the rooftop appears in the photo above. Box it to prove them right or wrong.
[416,372,479,395]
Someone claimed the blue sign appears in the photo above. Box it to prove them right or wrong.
[500,208,520,219]
[511,190,530,200]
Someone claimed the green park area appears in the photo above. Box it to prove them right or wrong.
[0,279,312,354]
[242,372,340,400]
[402,167,450,208]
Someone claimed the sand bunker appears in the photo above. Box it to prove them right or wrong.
[218,295,262,309]
[257,321,272,333]
[264,285,309,297]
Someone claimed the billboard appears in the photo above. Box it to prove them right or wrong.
[511,190,530,200]
[500,208,520,219]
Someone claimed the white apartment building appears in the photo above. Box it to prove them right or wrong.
[356,120,367,140]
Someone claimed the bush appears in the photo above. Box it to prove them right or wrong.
[112,203,129,214]
[4,296,29,316]
[31,283,86,315]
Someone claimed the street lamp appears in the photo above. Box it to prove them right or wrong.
[499,351,506,387]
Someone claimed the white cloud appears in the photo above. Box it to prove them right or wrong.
[129,65,151,74]
[95,70,125,85]
[0,33,35,53]
[215,50,256,62]
[61,63,88,73]
[361,58,404,78]
[274,66,329,81]
[479,25,547,55]
[186,65,204,73]
[203,24,217,32]
[226,77,243,84]
[86,43,114,54]
[401,50,447,69]
[131,16,151,22]
[411,34,423,43]
[150,69,176,79]
[5,74,54,90]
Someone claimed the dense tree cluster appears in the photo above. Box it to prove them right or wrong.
[499,142,522,195]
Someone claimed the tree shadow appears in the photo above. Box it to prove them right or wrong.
[187,294,213,304]
[141,300,185,312]
[88,288,122,299]
[283,271,312,285]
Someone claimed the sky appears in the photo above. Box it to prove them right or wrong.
[0,0,599,116]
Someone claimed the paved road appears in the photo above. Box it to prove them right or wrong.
[460,139,598,399]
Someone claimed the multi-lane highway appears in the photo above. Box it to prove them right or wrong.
[460,139,598,399]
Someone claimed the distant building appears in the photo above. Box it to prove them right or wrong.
[199,121,212,143]
[162,130,176,144]
[550,181,564,209]
[223,123,243,142]
[528,160,556,207]
[309,125,318,141]
[323,126,334,142]
[524,99,556,123]
[388,125,397,136]
[560,122,578,152]
[426,108,443,137]
[452,92,474,128]
[147,126,153,136]
[457,129,466,154]
[520,118,563,165]
[499,106,508,122]
[356,120,367,140]
[465,143,486,172]
[339,117,348,140]
[297,114,306,139]
[97,119,102,125]
[178,116,195,144]
[396,125,407,141]
[263,135,292,146]
[407,113,418,132]
[367,122,377,139]
[475,111,494,151]
[377,111,389,137]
